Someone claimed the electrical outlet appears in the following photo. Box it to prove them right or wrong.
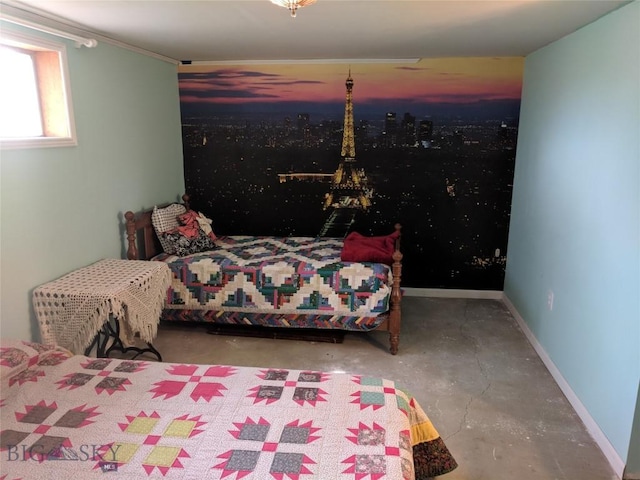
[547,290,554,311]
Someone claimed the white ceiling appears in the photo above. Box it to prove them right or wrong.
[1,0,631,63]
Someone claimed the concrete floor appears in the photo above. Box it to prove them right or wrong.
[149,297,618,480]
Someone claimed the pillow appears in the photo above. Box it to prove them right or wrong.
[177,211,217,241]
[161,229,217,257]
[151,203,187,254]
[340,231,399,265]
[1,339,72,381]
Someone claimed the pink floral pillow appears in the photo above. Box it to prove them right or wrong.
[0,339,72,383]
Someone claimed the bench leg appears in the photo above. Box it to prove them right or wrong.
[87,319,162,362]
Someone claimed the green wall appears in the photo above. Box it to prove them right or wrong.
[0,23,185,341]
[628,381,640,476]
[504,0,639,469]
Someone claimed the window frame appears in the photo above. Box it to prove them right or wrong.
[0,29,77,150]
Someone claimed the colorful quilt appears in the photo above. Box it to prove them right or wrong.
[155,236,394,331]
[0,340,457,479]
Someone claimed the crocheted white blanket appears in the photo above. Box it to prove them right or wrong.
[33,259,172,354]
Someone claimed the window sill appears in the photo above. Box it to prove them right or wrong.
[0,136,77,150]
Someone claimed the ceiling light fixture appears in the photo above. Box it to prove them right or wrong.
[270,0,317,18]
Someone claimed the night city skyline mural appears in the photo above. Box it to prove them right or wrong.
[178,58,524,289]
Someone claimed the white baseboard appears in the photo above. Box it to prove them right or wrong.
[502,294,625,480]
[403,287,503,299]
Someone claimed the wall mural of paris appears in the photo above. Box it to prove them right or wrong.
[178,58,524,289]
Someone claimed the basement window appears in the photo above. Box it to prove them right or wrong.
[0,30,77,149]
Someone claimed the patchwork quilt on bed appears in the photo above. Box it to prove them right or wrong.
[155,236,394,330]
[0,340,457,479]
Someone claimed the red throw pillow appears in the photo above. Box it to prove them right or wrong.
[340,231,399,265]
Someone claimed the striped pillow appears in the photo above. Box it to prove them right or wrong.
[151,203,187,254]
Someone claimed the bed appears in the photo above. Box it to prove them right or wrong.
[0,339,457,479]
[124,195,404,354]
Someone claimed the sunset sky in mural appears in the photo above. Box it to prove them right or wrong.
[178,57,524,107]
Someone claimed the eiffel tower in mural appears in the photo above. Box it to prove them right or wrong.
[318,70,373,237]
[277,71,373,237]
